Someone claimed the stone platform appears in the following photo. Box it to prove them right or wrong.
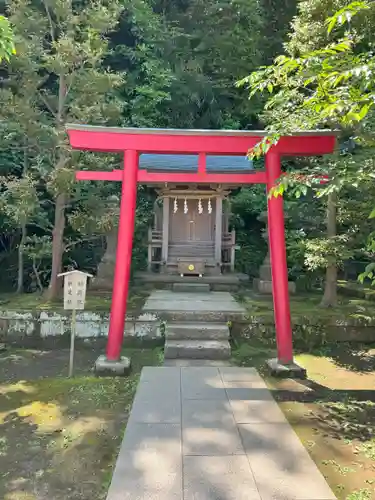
[106,366,336,500]
[135,271,249,292]
[143,290,247,322]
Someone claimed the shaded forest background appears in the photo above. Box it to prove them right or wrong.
[0,0,374,305]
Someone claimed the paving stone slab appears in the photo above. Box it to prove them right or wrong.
[106,449,182,500]
[228,399,289,424]
[134,379,180,402]
[182,399,235,426]
[181,366,220,377]
[225,386,275,401]
[140,366,181,383]
[121,423,181,454]
[181,369,227,400]
[238,423,336,500]
[182,421,244,456]
[219,367,268,385]
[129,395,181,424]
[183,456,261,500]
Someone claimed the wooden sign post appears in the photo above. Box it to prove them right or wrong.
[58,270,93,377]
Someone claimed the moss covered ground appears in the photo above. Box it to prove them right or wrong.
[0,288,149,314]
[0,345,163,500]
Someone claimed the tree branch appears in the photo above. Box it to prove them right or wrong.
[38,91,57,117]
[64,235,101,252]
[29,222,53,233]
[41,0,55,43]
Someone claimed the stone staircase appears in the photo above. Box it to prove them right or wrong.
[164,322,231,360]
[164,282,231,360]
[164,283,231,360]
[141,288,246,363]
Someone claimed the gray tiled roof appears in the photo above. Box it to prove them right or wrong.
[139,154,253,172]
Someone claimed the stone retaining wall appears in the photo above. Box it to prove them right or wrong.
[0,310,162,340]
[1,309,374,344]
[236,314,375,345]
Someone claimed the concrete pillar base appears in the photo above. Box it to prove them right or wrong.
[253,279,296,295]
[266,357,306,379]
[94,355,131,376]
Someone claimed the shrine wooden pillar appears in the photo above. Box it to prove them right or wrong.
[265,151,293,364]
[162,196,170,264]
[215,195,223,264]
[106,150,138,361]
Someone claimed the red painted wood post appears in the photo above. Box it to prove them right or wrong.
[266,151,294,364]
[106,150,138,361]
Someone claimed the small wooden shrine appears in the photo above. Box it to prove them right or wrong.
[142,154,251,276]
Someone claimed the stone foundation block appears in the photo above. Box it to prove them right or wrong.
[94,355,131,376]
[254,279,296,294]
[266,358,307,379]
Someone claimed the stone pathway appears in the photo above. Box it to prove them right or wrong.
[106,367,336,500]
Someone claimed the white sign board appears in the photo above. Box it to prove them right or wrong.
[58,270,92,310]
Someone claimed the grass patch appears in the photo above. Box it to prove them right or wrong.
[0,346,162,500]
[0,288,149,314]
[236,289,375,323]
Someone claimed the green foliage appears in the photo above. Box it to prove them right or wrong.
[0,0,126,294]
[0,0,373,298]
[0,175,39,227]
[230,186,267,277]
[0,15,15,62]
[238,0,375,298]
[239,1,375,157]
[326,1,371,34]
[0,0,285,291]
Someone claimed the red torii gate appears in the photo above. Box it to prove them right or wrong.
[66,125,336,371]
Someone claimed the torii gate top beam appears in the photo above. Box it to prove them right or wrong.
[66,124,336,157]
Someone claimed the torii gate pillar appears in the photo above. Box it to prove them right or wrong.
[106,150,138,362]
[265,152,305,377]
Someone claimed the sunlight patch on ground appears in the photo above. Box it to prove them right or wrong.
[53,416,108,452]
[5,492,37,500]
[295,354,375,390]
[0,401,64,432]
[0,381,36,396]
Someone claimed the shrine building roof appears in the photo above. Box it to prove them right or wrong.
[138,154,253,172]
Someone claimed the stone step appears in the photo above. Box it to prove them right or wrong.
[164,359,230,366]
[166,322,229,340]
[172,283,210,293]
[164,339,231,360]
[159,311,247,323]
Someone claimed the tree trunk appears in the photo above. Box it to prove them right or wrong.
[45,192,65,301]
[17,148,28,294]
[45,73,67,302]
[321,192,338,307]
[16,222,27,293]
